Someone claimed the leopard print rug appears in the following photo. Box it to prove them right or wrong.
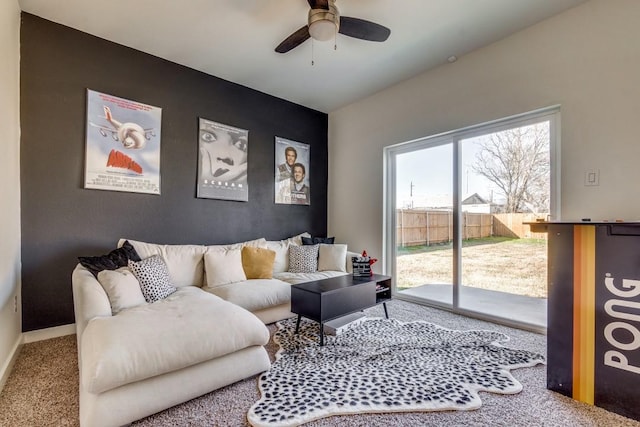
[248,317,545,427]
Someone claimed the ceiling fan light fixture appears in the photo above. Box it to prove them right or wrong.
[308,19,336,41]
[275,0,390,54]
[307,2,339,42]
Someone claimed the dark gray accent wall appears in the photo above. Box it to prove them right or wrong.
[20,13,328,332]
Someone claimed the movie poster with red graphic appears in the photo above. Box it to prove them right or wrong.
[84,89,162,194]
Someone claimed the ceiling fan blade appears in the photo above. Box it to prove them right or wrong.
[275,25,311,53]
[307,0,329,9]
[338,16,390,42]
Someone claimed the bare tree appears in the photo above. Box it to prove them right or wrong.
[472,123,550,213]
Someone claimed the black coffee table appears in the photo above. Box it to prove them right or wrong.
[290,274,391,345]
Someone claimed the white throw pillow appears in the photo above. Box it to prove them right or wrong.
[118,239,206,288]
[317,244,348,272]
[288,244,319,273]
[203,249,247,288]
[128,255,177,303]
[96,267,146,314]
[263,240,291,273]
[202,238,267,287]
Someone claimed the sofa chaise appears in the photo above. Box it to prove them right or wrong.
[72,233,357,427]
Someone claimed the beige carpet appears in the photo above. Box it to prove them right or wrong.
[1,300,639,427]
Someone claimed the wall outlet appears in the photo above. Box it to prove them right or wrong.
[584,169,600,186]
[13,295,18,313]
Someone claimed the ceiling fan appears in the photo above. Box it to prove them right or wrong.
[275,0,391,53]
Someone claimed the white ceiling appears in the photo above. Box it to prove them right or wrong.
[18,0,588,113]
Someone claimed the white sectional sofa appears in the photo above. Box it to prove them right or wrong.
[72,233,357,427]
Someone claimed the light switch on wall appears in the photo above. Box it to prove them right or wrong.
[584,169,599,186]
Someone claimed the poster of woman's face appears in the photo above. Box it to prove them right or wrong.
[275,137,310,205]
[197,118,248,201]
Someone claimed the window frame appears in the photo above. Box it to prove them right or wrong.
[383,106,561,317]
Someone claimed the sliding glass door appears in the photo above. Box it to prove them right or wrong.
[384,107,559,330]
[394,139,453,307]
[458,122,550,327]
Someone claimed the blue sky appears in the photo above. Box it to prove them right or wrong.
[396,137,499,208]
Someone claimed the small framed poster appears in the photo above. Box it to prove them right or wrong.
[197,118,249,202]
[275,137,310,205]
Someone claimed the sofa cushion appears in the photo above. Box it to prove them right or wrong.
[203,249,246,288]
[206,279,291,312]
[274,270,349,285]
[259,232,312,274]
[96,267,146,314]
[203,238,268,286]
[242,247,276,279]
[79,241,141,277]
[283,232,311,246]
[318,244,348,272]
[119,239,206,288]
[128,255,177,303]
[288,244,319,273]
[81,287,270,394]
[263,240,291,273]
[205,237,267,253]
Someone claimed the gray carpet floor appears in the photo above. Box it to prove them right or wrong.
[1,300,639,427]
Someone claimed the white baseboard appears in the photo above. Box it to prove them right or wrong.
[22,323,76,344]
[0,334,22,394]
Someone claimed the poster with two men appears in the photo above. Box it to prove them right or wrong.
[274,137,310,205]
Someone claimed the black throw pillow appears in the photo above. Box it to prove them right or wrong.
[78,240,142,277]
[302,236,335,245]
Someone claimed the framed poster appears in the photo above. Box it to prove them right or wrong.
[197,118,248,202]
[275,137,310,205]
[85,89,161,195]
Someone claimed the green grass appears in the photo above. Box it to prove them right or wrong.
[395,237,548,297]
[397,236,546,256]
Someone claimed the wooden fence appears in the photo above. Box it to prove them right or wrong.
[396,209,547,247]
[492,213,548,240]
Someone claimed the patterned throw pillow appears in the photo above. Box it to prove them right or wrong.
[288,244,319,273]
[128,255,177,303]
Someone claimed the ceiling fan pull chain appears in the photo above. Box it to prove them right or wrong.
[311,39,315,66]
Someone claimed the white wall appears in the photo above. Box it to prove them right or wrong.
[0,0,22,390]
[328,0,640,265]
